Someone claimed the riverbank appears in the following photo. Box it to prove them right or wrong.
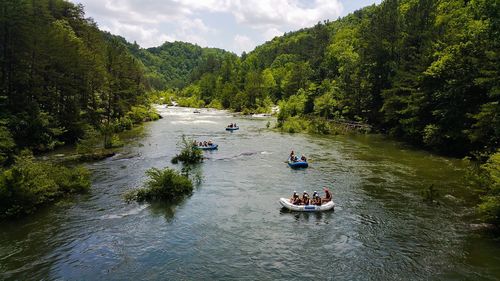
[0,105,162,220]
[277,115,372,135]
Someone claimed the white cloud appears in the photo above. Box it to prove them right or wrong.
[101,20,174,47]
[230,0,343,29]
[233,35,255,54]
[263,27,283,41]
[71,0,350,52]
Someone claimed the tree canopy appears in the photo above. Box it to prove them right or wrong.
[146,0,498,158]
[0,0,150,164]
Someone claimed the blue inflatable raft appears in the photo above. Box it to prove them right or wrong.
[288,160,308,168]
[226,126,239,131]
[195,144,218,150]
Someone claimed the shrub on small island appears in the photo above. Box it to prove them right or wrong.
[171,136,203,164]
[125,167,193,202]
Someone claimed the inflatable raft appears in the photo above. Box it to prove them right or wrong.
[226,126,239,131]
[288,160,308,168]
[195,144,218,150]
[279,198,334,212]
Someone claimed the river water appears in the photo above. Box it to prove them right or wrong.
[1,106,499,280]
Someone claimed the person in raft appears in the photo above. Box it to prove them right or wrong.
[312,191,322,206]
[290,191,300,205]
[289,150,295,161]
[207,139,213,146]
[322,188,332,203]
[228,123,233,128]
[300,155,307,162]
[302,191,310,205]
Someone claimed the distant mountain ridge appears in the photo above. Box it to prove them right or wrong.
[103,33,236,90]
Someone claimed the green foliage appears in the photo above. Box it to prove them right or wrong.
[115,117,134,132]
[0,151,90,218]
[148,89,177,104]
[124,167,193,202]
[171,136,203,164]
[469,101,500,154]
[0,0,150,154]
[313,88,341,119]
[207,99,223,109]
[307,117,339,135]
[277,91,307,123]
[153,0,498,159]
[9,111,66,152]
[0,124,15,166]
[126,106,160,124]
[422,124,442,148]
[109,135,124,148]
[477,151,500,225]
[177,96,205,108]
[76,126,102,154]
[280,116,310,134]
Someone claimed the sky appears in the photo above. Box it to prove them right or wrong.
[69,0,382,54]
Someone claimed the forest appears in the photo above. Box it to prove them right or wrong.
[156,0,499,159]
[0,0,157,162]
[0,0,498,224]
[0,0,158,217]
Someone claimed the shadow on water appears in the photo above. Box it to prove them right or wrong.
[279,207,334,224]
[177,163,204,188]
[147,199,190,222]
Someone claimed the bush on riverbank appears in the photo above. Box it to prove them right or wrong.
[177,96,205,108]
[279,116,310,134]
[475,151,500,226]
[124,167,193,202]
[207,99,223,109]
[308,117,332,135]
[171,136,203,164]
[0,124,15,166]
[126,105,161,124]
[75,105,159,158]
[0,151,90,218]
[277,115,369,135]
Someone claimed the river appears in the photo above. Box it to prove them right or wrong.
[1,106,499,280]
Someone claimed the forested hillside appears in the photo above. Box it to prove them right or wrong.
[0,0,151,164]
[175,0,499,158]
[109,37,237,90]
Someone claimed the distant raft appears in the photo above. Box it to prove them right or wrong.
[279,198,334,212]
[195,144,218,150]
[287,159,308,168]
[226,126,239,131]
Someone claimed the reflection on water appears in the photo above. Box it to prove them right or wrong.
[1,106,499,280]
